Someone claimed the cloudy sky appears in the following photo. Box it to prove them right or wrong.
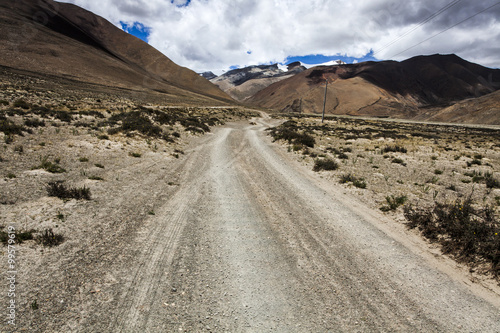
[60,0,500,74]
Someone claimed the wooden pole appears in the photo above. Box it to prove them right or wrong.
[321,79,328,123]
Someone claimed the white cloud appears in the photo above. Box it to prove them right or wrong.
[59,0,500,72]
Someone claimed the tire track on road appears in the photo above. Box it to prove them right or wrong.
[108,131,228,331]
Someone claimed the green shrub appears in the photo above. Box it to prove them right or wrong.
[35,156,66,173]
[337,152,349,160]
[179,117,210,133]
[404,199,500,277]
[267,121,315,148]
[467,159,482,167]
[36,228,64,247]
[391,158,406,166]
[0,118,25,136]
[380,195,407,212]
[47,181,91,200]
[295,133,315,148]
[4,135,14,144]
[353,179,367,189]
[24,118,45,127]
[129,152,141,158]
[0,229,35,245]
[382,145,407,154]
[121,112,162,137]
[340,173,367,189]
[54,111,73,122]
[313,158,339,172]
[339,173,355,184]
[486,174,500,189]
[13,99,30,109]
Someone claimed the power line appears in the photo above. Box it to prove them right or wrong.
[390,1,500,59]
[374,0,463,55]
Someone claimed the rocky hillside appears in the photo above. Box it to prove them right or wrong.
[211,62,306,102]
[0,0,234,106]
[247,54,500,124]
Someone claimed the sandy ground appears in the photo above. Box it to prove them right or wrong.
[2,112,500,332]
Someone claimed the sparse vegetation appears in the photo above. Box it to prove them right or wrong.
[14,145,23,153]
[0,228,35,245]
[313,158,339,171]
[0,116,26,136]
[391,157,406,166]
[24,118,45,127]
[404,198,500,277]
[486,174,500,189]
[13,99,30,109]
[467,159,482,167]
[382,145,407,154]
[35,156,66,173]
[267,120,316,148]
[36,228,64,247]
[339,173,367,189]
[46,181,91,200]
[380,195,407,212]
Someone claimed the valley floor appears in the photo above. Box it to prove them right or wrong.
[3,114,500,332]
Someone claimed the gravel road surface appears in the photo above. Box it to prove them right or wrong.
[87,116,500,332]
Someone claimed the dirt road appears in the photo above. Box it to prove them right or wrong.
[78,116,500,332]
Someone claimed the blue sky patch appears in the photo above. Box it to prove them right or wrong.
[284,51,378,66]
[120,21,151,43]
[171,0,191,7]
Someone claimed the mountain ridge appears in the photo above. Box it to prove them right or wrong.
[0,0,234,105]
[246,54,500,124]
[210,62,306,101]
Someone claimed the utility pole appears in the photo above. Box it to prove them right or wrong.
[321,79,328,123]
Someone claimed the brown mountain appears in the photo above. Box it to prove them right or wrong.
[211,63,306,102]
[417,90,500,125]
[0,0,234,105]
[247,54,500,124]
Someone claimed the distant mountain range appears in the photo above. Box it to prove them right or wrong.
[209,62,306,101]
[0,0,233,105]
[247,54,500,124]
